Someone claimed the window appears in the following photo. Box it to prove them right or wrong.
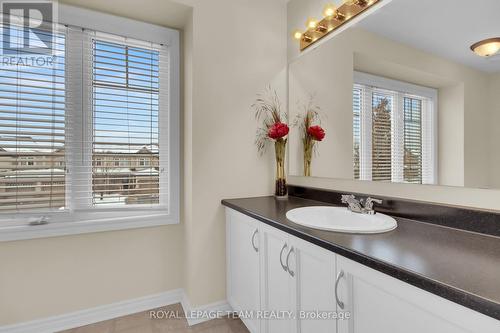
[19,157,36,167]
[403,97,423,183]
[0,8,179,240]
[0,26,66,213]
[353,72,437,185]
[92,40,159,206]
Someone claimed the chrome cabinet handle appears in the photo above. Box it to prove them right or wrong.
[279,243,288,272]
[335,270,345,310]
[286,247,295,277]
[251,229,259,253]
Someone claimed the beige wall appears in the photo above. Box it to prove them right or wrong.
[489,73,500,188]
[0,0,287,326]
[288,31,354,179]
[438,83,465,186]
[287,0,500,210]
[176,0,287,307]
[463,78,491,188]
[0,225,185,325]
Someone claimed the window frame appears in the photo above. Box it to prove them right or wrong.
[353,71,438,185]
[0,5,180,242]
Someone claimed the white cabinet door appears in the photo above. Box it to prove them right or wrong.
[260,224,294,333]
[226,209,261,333]
[291,237,337,333]
[336,256,500,333]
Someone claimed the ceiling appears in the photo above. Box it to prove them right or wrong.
[359,0,500,73]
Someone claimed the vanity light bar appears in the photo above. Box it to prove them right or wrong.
[294,0,381,51]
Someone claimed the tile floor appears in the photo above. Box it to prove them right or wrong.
[57,303,249,333]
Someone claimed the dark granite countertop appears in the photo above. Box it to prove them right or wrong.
[222,196,500,321]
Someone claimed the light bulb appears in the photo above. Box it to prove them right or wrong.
[293,30,303,40]
[323,3,337,17]
[305,17,318,29]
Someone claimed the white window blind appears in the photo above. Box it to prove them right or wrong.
[371,91,393,182]
[90,38,162,207]
[353,87,361,180]
[353,72,437,185]
[62,29,170,214]
[0,24,66,212]
[403,97,423,183]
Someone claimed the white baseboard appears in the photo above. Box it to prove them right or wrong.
[180,293,232,326]
[0,289,230,333]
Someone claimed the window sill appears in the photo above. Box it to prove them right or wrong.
[0,214,178,242]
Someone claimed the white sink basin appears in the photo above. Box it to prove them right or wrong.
[286,206,397,234]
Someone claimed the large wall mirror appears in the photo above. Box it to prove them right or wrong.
[288,0,500,190]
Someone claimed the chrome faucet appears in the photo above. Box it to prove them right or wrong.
[363,197,383,214]
[341,194,382,215]
[341,194,364,213]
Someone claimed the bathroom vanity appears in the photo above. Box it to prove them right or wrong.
[228,0,500,331]
[223,194,500,333]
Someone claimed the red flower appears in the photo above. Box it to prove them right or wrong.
[308,125,325,141]
[268,122,289,140]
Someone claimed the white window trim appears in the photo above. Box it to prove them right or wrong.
[360,86,373,181]
[0,5,180,242]
[354,71,438,185]
[354,72,438,100]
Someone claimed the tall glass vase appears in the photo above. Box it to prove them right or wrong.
[303,139,313,177]
[274,138,288,199]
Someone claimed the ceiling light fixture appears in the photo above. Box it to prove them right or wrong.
[470,38,500,57]
[293,0,381,51]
